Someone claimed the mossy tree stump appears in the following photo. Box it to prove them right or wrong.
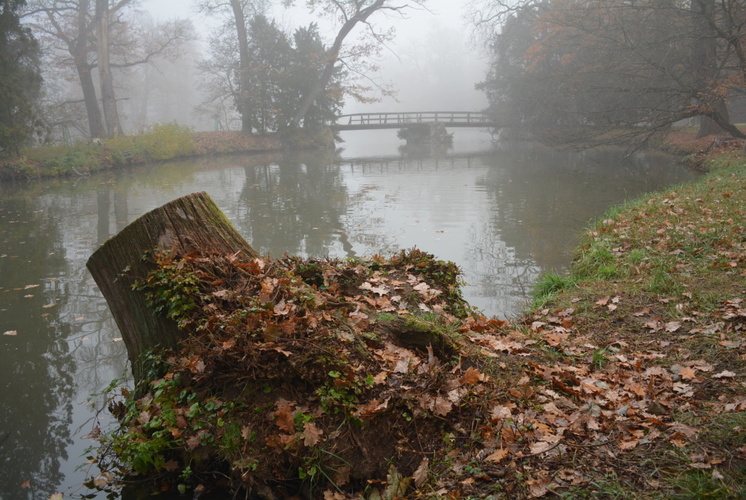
[86,192,259,382]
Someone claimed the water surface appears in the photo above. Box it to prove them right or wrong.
[0,131,696,498]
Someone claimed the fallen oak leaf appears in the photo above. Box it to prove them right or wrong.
[461,366,486,385]
[529,441,554,455]
[527,473,553,498]
[485,448,509,463]
[186,434,202,450]
[360,281,389,296]
[679,366,697,380]
[665,321,682,332]
[419,394,452,417]
[619,439,639,450]
[718,340,741,349]
[713,370,737,379]
[412,457,429,487]
[273,399,296,433]
[302,422,323,446]
[355,397,390,418]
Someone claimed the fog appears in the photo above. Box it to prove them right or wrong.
[141,0,487,129]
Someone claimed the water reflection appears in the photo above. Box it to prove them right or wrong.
[0,139,695,498]
[0,191,75,499]
[235,151,355,257]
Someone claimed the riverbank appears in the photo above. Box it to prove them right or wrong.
[0,125,333,182]
[0,124,733,182]
[419,132,745,497]
[88,129,744,498]
[498,139,744,498]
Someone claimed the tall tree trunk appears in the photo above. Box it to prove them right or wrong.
[87,192,259,383]
[230,0,253,134]
[96,0,123,137]
[76,59,106,139]
[73,0,105,139]
[289,0,385,128]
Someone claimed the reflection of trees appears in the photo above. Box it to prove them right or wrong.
[235,151,356,258]
[0,190,75,499]
[475,144,696,271]
[461,144,695,316]
[466,223,542,319]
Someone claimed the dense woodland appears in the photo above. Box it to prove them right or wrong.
[471,0,746,146]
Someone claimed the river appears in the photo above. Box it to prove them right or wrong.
[0,130,696,499]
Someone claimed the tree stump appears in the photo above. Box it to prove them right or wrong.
[86,192,258,382]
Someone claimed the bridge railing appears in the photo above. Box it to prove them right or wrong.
[336,111,495,127]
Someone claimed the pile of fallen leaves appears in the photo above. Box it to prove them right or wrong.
[98,248,512,497]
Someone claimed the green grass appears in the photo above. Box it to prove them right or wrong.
[2,122,195,179]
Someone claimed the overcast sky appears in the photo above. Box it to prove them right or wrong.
[141,0,487,113]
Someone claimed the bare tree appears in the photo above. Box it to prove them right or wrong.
[286,0,425,128]
[24,0,194,139]
[197,0,268,133]
[25,0,105,138]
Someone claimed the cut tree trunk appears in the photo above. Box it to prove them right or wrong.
[86,192,258,382]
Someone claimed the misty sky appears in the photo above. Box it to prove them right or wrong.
[141,0,487,114]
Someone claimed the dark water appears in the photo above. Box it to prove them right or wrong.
[0,130,696,498]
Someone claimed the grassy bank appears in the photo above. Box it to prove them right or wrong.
[0,123,333,181]
[512,143,745,497]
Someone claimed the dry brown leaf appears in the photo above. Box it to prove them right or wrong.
[323,490,347,500]
[413,457,429,487]
[186,435,202,450]
[461,366,483,385]
[679,366,697,380]
[485,448,509,463]
[527,473,552,498]
[529,441,553,454]
[302,422,323,446]
[665,321,682,332]
[619,439,639,450]
[433,396,453,416]
[274,400,296,433]
[490,404,513,421]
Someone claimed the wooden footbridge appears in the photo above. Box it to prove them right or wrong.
[334,111,498,131]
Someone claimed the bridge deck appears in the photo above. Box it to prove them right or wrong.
[334,111,497,131]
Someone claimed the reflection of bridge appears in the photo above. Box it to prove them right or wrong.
[334,111,498,131]
[336,152,490,173]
